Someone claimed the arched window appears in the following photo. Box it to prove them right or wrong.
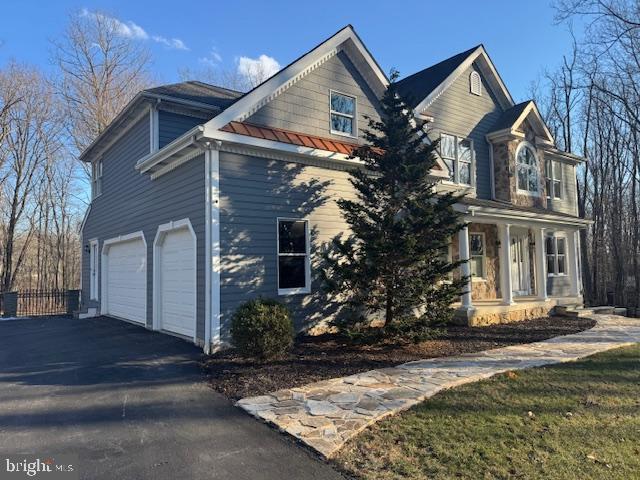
[516,142,539,194]
[470,71,482,96]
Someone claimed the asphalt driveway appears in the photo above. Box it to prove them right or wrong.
[0,316,343,480]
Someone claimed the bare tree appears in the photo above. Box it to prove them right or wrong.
[51,9,154,166]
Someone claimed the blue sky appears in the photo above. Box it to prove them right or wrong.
[1,1,576,101]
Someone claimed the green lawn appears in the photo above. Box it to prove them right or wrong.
[336,345,640,480]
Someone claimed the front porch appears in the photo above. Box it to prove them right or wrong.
[452,207,585,326]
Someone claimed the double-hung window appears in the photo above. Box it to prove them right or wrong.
[330,91,356,137]
[545,235,566,276]
[469,233,485,279]
[545,159,563,199]
[277,219,310,294]
[92,159,103,199]
[440,133,473,186]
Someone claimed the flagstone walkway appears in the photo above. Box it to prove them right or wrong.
[236,315,640,458]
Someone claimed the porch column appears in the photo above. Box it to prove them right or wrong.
[567,230,580,297]
[498,224,514,305]
[458,225,473,311]
[534,227,548,300]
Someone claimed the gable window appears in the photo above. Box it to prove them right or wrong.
[330,91,356,137]
[440,133,473,186]
[92,159,103,199]
[545,235,566,276]
[470,71,482,96]
[277,219,310,294]
[516,143,539,194]
[545,159,563,199]
[469,233,485,279]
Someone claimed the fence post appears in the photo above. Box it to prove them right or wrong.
[67,290,80,315]
[3,292,18,318]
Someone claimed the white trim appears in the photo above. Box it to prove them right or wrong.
[534,227,549,300]
[515,141,541,197]
[439,132,475,188]
[202,26,388,135]
[469,71,482,96]
[89,239,99,300]
[413,46,514,115]
[277,217,311,296]
[152,218,197,342]
[545,158,564,200]
[498,224,515,305]
[512,102,554,144]
[137,125,205,172]
[101,231,147,322]
[545,233,568,277]
[79,204,91,236]
[458,225,473,310]
[468,231,486,280]
[329,89,357,138]
[204,147,221,352]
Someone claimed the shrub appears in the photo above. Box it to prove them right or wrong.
[230,298,294,359]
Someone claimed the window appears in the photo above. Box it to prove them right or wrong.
[545,159,563,199]
[469,233,485,279]
[440,133,473,186]
[470,71,482,96]
[330,91,356,137]
[92,159,103,198]
[546,235,567,276]
[516,143,539,194]
[277,219,310,294]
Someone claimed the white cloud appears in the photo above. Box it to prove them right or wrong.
[80,9,188,50]
[152,35,189,51]
[237,54,281,86]
[199,47,223,67]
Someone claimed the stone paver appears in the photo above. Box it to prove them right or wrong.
[236,315,640,458]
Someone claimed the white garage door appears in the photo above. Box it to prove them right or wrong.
[105,237,147,324]
[158,228,196,337]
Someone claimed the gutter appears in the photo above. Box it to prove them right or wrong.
[136,125,205,173]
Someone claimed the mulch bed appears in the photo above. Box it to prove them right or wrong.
[203,316,596,401]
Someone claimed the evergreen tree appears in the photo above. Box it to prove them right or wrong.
[322,71,467,340]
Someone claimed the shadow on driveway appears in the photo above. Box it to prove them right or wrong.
[0,316,343,480]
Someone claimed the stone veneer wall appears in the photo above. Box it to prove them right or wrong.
[451,223,501,301]
[469,305,554,327]
[492,122,548,208]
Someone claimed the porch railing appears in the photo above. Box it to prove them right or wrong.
[1,290,80,318]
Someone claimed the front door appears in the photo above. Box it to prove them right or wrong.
[511,232,531,296]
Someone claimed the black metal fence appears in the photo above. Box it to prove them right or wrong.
[1,290,80,317]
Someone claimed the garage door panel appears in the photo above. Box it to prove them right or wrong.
[158,228,196,337]
[105,238,147,325]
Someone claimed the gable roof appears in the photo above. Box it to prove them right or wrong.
[397,45,515,114]
[395,46,480,108]
[144,81,242,109]
[488,100,554,143]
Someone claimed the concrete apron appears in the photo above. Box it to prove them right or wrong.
[236,315,640,458]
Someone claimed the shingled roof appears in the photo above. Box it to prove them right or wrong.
[144,81,243,110]
[490,101,532,132]
[395,45,481,108]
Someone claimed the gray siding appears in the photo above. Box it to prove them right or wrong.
[546,161,579,216]
[158,110,204,148]
[81,114,207,340]
[247,51,382,143]
[425,63,504,199]
[548,275,571,297]
[219,151,356,338]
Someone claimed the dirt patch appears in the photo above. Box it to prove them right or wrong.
[203,316,596,401]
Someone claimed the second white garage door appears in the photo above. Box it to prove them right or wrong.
[104,236,147,324]
[156,226,196,338]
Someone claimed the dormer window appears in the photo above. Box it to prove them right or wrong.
[470,71,482,96]
[330,90,356,137]
[516,142,539,195]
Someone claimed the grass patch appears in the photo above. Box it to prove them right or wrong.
[336,344,640,480]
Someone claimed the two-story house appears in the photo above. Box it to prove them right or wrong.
[79,25,590,352]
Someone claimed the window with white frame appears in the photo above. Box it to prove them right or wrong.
[440,133,473,186]
[92,159,103,199]
[470,71,482,96]
[277,219,310,294]
[469,233,485,279]
[89,239,99,300]
[516,143,539,194]
[330,91,356,137]
[545,159,563,199]
[546,235,567,276]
